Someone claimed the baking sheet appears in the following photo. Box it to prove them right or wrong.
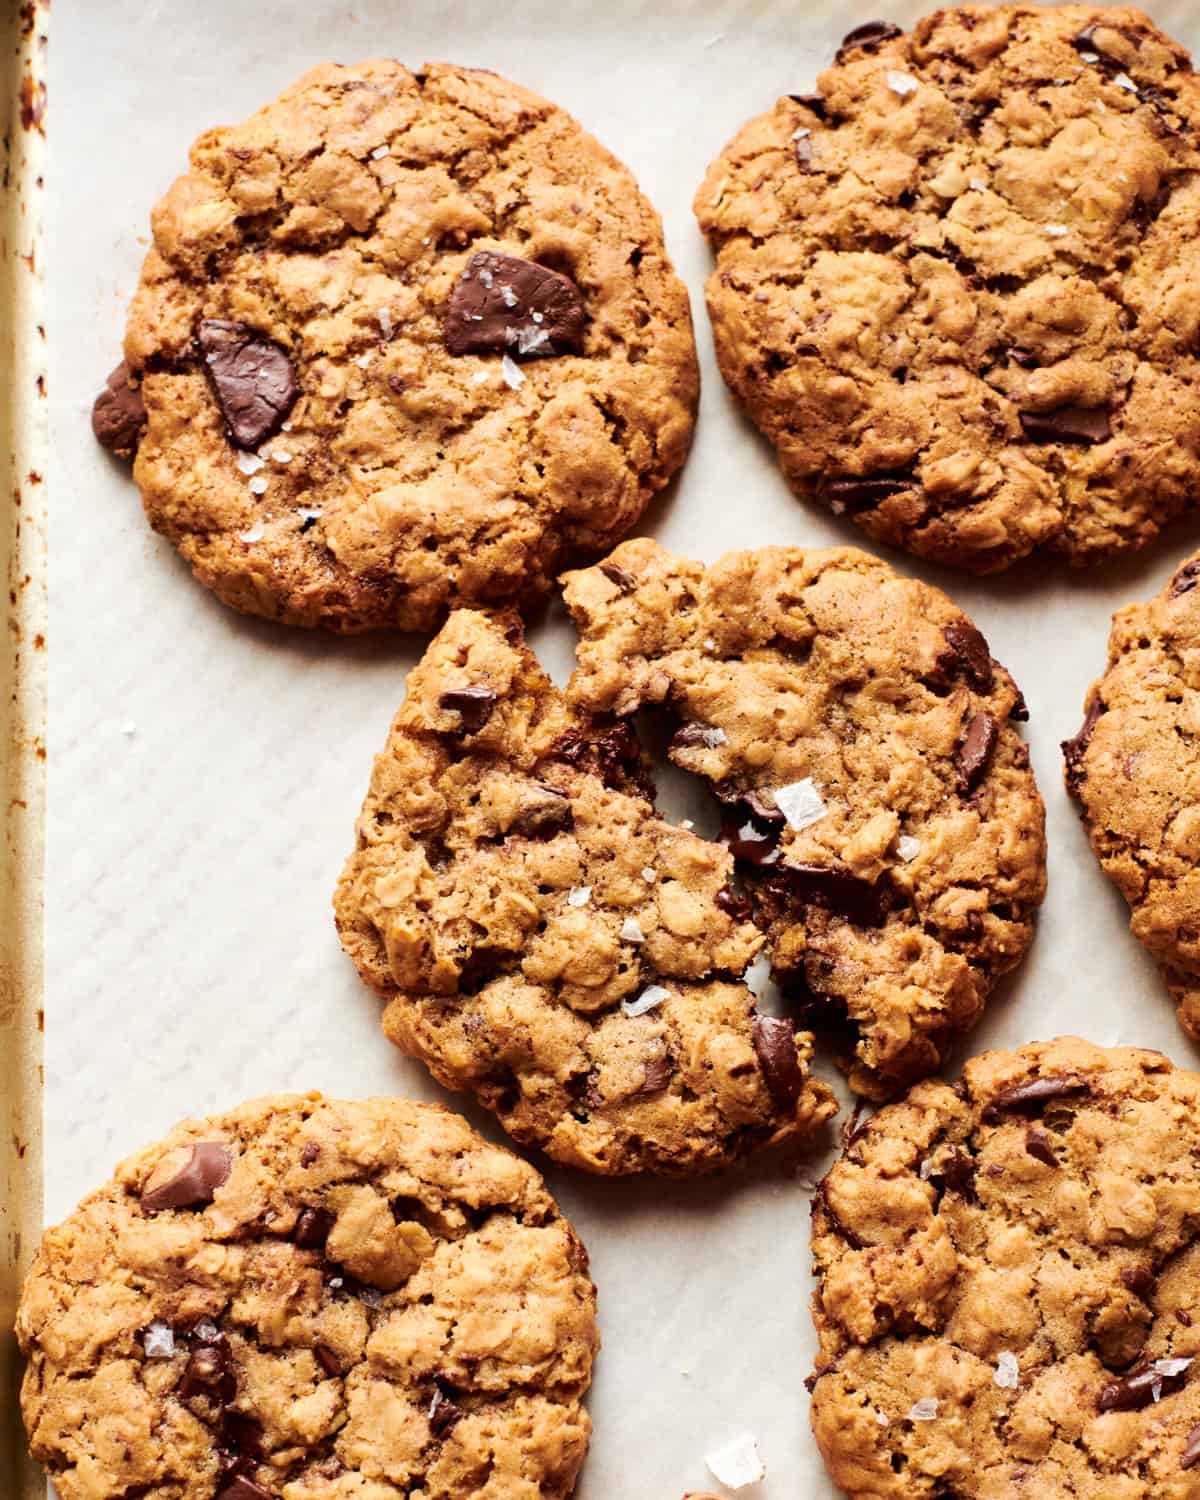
[38,1,1200,1495]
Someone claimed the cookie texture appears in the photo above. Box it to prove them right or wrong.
[118,60,697,632]
[1063,551,1200,1041]
[695,5,1200,574]
[334,608,836,1175]
[16,1094,597,1500]
[564,540,1046,1100]
[809,1038,1200,1500]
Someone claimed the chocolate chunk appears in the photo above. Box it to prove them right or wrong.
[445,251,585,359]
[742,790,785,825]
[1019,405,1112,445]
[817,468,915,514]
[553,721,653,801]
[1121,1265,1156,1298]
[198,320,299,450]
[1024,1126,1058,1167]
[835,19,904,63]
[300,1142,320,1167]
[216,1479,272,1500]
[956,711,999,793]
[511,785,574,838]
[221,1411,264,1460]
[314,1344,342,1377]
[766,863,891,927]
[1009,688,1030,723]
[1062,697,1104,796]
[795,135,814,170]
[935,1147,977,1202]
[982,1075,1090,1122]
[815,1178,865,1250]
[179,1337,237,1403]
[293,1207,335,1249]
[428,1384,465,1437]
[1183,1423,1200,1470]
[751,1014,804,1105]
[438,685,497,734]
[634,1055,672,1098]
[1098,1361,1190,1412]
[715,885,753,923]
[140,1142,232,1213]
[1170,560,1200,598]
[719,806,782,866]
[671,722,726,752]
[598,561,635,592]
[940,621,994,691]
[1007,345,1041,369]
[788,92,828,119]
[92,360,147,459]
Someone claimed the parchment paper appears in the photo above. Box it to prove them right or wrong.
[43,2,1200,1494]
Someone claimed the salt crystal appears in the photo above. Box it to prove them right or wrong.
[1113,72,1138,93]
[371,144,390,159]
[297,507,323,523]
[143,1322,175,1359]
[1046,224,1069,237]
[918,1156,935,1180]
[500,284,519,308]
[791,126,811,141]
[886,70,920,97]
[620,917,645,944]
[968,178,987,191]
[501,354,525,390]
[477,267,494,288]
[377,307,394,339]
[236,452,264,476]
[680,819,695,831]
[1080,49,1099,62]
[641,866,657,883]
[248,475,269,495]
[773,778,827,832]
[1153,1357,1193,1377]
[703,637,716,650]
[908,1398,939,1421]
[994,1352,1019,1390]
[422,236,431,245]
[622,984,669,1018]
[688,725,727,749]
[238,522,265,543]
[281,421,293,432]
[515,325,553,356]
[705,1432,765,1490]
[471,369,490,385]
[355,353,372,368]
[272,449,292,463]
[194,1320,221,1342]
[897,834,921,862]
[567,886,592,908]
[532,310,544,323]
[876,1410,889,1426]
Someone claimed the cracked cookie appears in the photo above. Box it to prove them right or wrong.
[695,5,1200,574]
[564,540,1046,1100]
[809,1038,1200,1500]
[333,608,837,1175]
[1063,550,1200,1042]
[102,60,697,632]
[16,1093,598,1500]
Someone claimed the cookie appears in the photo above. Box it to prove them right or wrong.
[103,60,697,632]
[808,1038,1200,1500]
[564,539,1046,1100]
[333,608,837,1175]
[16,1093,597,1500]
[1063,551,1200,1041]
[695,6,1200,574]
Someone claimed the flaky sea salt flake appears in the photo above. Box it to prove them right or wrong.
[377,307,394,339]
[622,984,669,1018]
[471,369,490,385]
[918,1155,935,1180]
[501,354,526,390]
[371,144,390,159]
[876,1409,889,1427]
[774,777,827,832]
[236,452,264,476]
[144,1322,176,1359]
[994,1352,1020,1390]
[887,70,920,97]
[515,325,553,356]
[908,1398,939,1422]
[791,126,811,141]
[500,284,519,308]
[194,1319,221,1342]
[897,835,921,862]
[704,1431,765,1490]
[238,522,265,543]
[620,917,645,944]
[641,866,657,883]
[1113,72,1138,93]
[1045,223,1069,237]
[567,886,592,908]
[248,475,269,495]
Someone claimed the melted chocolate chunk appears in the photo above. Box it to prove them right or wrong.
[634,1055,672,1098]
[764,863,891,927]
[553,721,653,801]
[1098,1361,1190,1412]
[511,785,574,838]
[428,1384,465,1437]
[835,19,904,63]
[1024,1126,1058,1167]
[293,1206,335,1250]
[981,1074,1090,1122]
[314,1344,342,1377]
[92,360,147,459]
[671,722,726,752]
[939,620,994,691]
[788,92,828,119]
[937,1147,977,1202]
[179,1336,237,1403]
[199,320,299,450]
[221,1411,264,1461]
[751,1014,804,1105]
[300,1142,320,1167]
[1007,345,1041,369]
[1121,1265,1156,1299]
[598,561,635,592]
[1062,697,1104,797]
[719,806,782,866]
[1019,405,1113,445]
[445,251,585,359]
[1183,1423,1200,1470]
[438,685,497,734]
[818,468,915,514]
[1170,559,1200,598]
[1009,687,1030,723]
[140,1142,232,1213]
[956,711,999,793]
[715,885,753,923]
[216,1479,272,1500]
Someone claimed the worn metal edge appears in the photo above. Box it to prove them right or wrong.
[0,0,48,1495]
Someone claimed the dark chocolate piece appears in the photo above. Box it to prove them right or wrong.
[981,1075,1089,1122]
[300,1142,320,1167]
[314,1344,342,1377]
[788,92,828,119]
[221,1410,264,1460]
[1121,1265,1156,1298]
[940,620,994,691]
[1024,1126,1058,1167]
[719,807,782,866]
[598,561,635,592]
[956,711,999,792]
[216,1479,272,1500]
[818,468,915,514]
[1098,1360,1190,1412]
[751,1014,804,1104]
[179,1336,237,1403]
[140,1142,232,1213]
[91,360,147,459]
[293,1207,335,1250]
[428,1384,465,1437]
[671,722,727,751]
[445,251,585,359]
[715,885,753,923]
[766,862,891,927]
[835,20,904,63]
[438,685,497,734]
[934,1146,977,1202]
[1170,559,1200,598]
[1062,697,1104,797]
[1009,687,1030,723]
[1019,405,1112,445]
[511,786,574,838]
[635,1055,672,1097]
[199,320,299,450]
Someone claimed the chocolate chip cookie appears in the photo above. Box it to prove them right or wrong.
[1063,551,1200,1042]
[333,608,837,1175]
[695,6,1200,574]
[809,1038,1200,1500]
[563,540,1046,1100]
[16,1094,598,1500]
[102,60,697,632]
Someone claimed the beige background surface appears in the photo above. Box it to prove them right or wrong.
[41,1,1200,1495]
